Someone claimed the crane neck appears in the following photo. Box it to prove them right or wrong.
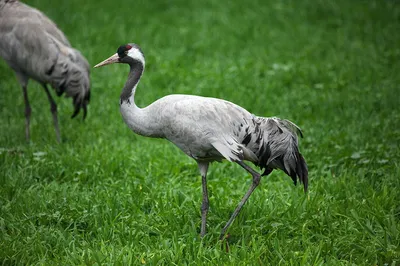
[120,59,144,105]
[119,57,162,138]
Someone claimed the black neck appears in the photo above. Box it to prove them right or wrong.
[120,58,144,104]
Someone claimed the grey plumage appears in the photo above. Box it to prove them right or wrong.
[152,95,307,188]
[95,44,308,239]
[0,0,90,142]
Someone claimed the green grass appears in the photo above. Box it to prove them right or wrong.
[1,0,400,264]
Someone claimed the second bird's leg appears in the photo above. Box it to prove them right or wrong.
[219,161,262,240]
[42,84,61,142]
[21,85,31,142]
[198,162,209,237]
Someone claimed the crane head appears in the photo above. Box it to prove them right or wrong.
[94,43,145,68]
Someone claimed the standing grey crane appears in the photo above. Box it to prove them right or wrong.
[95,43,308,240]
[0,0,90,142]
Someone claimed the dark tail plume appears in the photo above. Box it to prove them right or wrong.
[291,153,308,192]
[256,117,308,192]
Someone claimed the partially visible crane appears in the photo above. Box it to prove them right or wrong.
[0,0,90,142]
[95,43,308,240]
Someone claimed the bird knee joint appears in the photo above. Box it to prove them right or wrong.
[201,201,209,212]
[252,174,261,186]
[50,104,57,113]
[25,107,31,117]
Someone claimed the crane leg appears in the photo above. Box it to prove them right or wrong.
[42,84,61,142]
[219,161,263,240]
[198,162,209,237]
[21,85,31,142]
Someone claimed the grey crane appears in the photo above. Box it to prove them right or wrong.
[0,0,90,142]
[95,43,308,240]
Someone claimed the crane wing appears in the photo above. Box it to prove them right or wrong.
[211,137,244,162]
[157,95,256,162]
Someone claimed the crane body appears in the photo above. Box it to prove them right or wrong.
[0,0,90,142]
[95,43,308,239]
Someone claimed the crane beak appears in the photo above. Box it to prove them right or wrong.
[94,53,119,68]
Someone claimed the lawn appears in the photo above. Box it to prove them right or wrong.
[1,0,399,264]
